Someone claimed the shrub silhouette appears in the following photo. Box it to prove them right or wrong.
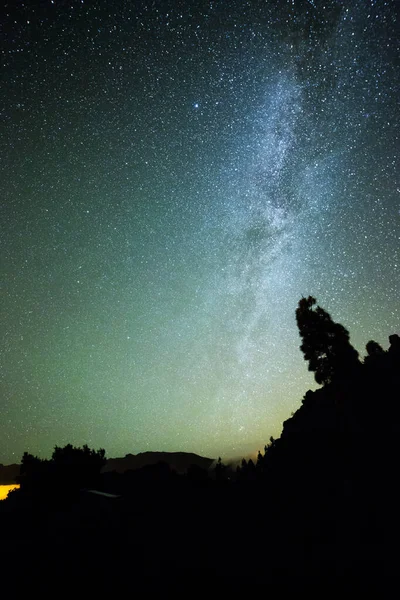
[17,444,106,503]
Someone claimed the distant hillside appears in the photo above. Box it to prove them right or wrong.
[0,451,214,483]
[0,464,20,485]
[102,451,215,475]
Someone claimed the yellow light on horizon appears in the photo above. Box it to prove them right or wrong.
[0,484,20,500]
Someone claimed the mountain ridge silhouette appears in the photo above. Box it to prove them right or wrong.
[102,451,215,475]
[0,451,215,484]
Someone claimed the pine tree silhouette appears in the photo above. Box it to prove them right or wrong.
[296,296,360,385]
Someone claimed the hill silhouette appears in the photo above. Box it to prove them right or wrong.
[102,451,215,475]
[0,451,214,486]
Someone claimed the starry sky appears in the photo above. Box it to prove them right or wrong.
[1,0,398,464]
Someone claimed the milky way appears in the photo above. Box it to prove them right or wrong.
[1,0,398,463]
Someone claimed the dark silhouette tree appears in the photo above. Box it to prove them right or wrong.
[18,452,50,494]
[296,296,360,385]
[51,444,106,491]
[366,340,384,357]
[16,444,106,503]
[246,458,256,480]
[52,443,105,474]
[389,334,400,358]
[20,451,46,476]
[364,340,385,369]
[215,457,227,481]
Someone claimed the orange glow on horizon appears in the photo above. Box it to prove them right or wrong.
[0,484,20,500]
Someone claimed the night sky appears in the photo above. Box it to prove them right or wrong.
[1,0,398,464]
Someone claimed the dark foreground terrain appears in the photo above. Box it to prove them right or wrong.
[1,463,399,592]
